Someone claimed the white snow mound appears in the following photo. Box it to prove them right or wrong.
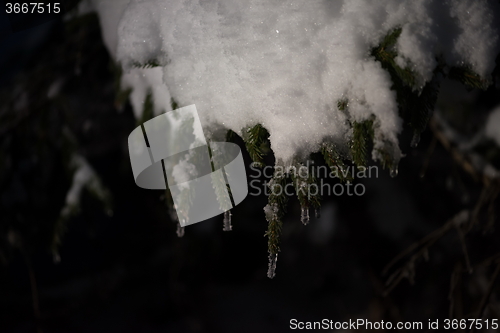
[91,0,500,164]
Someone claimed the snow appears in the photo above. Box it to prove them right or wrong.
[61,155,95,217]
[91,0,500,164]
[60,154,109,217]
[90,0,131,57]
[486,105,500,147]
[121,67,172,118]
[171,153,198,190]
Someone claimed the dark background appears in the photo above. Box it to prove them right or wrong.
[1,6,500,333]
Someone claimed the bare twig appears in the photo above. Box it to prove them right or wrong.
[383,211,469,296]
[429,116,500,187]
[455,225,473,274]
[468,185,493,232]
[429,117,480,183]
[470,262,500,333]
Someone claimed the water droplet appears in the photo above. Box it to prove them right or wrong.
[315,208,321,219]
[223,210,232,231]
[267,253,278,279]
[410,133,420,148]
[176,222,185,238]
[301,206,310,225]
[390,166,398,178]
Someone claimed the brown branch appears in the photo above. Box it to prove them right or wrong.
[429,117,480,182]
[470,262,500,333]
[383,211,468,276]
[429,116,500,187]
[456,225,473,274]
[382,211,469,296]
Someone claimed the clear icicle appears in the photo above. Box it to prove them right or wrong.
[176,222,185,238]
[410,132,421,148]
[315,208,321,219]
[223,210,232,231]
[267,253,278,279]
[301,206,310,225]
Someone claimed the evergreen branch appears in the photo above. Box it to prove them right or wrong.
[351,119,374,168]
[226,129,238,142]
[373,27,441,147]
[264,203,283,257]
[208,143,232,212]
[210,171,232,209]
[290,163,321,215]
[245,123,270,166]
[170,97,179,110]
[374,139,400,177]
[264,173,289,278]
[138,91,154,125]
[372,27,417,89]
[379,27,402,49]
[131,59,161,69]
[321,143,353,182]
[337,99,348,112]
[407,78,439,147]
[448,66,489,90]
[375,146,394,171]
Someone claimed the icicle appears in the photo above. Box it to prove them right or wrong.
[267,253,278,279]
[410,132,421,148]
[390,165,399,178]
[315,208,321,219]
[223,210,232,231]
[176,222,185,238]
[301,206,310,225]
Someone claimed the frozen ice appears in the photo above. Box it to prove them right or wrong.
[267,253,278,279]
[223,210,232,231]
[301,206,310,226]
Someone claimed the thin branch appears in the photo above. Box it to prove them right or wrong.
[383,211,469,295]
[470,262,500,333]
[429,116,500,187]
[383,211,468,276]
[455,226,473,274]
